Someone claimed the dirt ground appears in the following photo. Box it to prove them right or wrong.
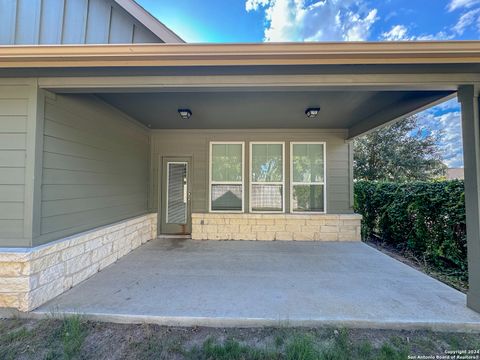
[0,317,479,360]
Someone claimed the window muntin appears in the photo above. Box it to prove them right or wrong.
[291,142,326,213]
[250,143,285,212]
[209,142,244,212]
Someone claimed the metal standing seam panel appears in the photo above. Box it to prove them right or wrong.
[0,0,167,45]
[39,0,65,44]
[108,5,134,43]
[132,24,161,43]
[85,0,111,44]
[15,0,42,44]
[0,0,17,44]
[62,0,89,44]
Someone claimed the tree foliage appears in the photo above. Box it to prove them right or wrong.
[354,116,447,181]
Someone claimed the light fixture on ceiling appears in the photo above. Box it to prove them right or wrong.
[305,107,320,118]
[178,109,192,119]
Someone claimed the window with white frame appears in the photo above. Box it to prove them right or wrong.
[250,142,284,212]
[291,142,326,213]
[209,142,244,212]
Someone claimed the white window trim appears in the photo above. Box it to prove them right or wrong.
[166,161,188,224]
[209,141,245,213]
[290,141,327,214]
[249,142,286,213]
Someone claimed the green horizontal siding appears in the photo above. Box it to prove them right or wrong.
[150,129,353,222]
[36,94,150,245]
[0,85,31,243]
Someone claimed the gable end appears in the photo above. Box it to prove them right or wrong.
[0,0,183,45]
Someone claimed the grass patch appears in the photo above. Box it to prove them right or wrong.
[0,316,88,360]
[0,325,36,360]
[2,326,32,343]
[186,329,412,360]
[377,343,408,360]
[284,334,321,360]
[0,319,478,360]
[60,315,87,359]
[190,337,278,360]
[356,341,374,359]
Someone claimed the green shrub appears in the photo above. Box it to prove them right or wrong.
[354,180,467,283]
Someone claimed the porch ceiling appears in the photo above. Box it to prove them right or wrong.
[97,89,453,130]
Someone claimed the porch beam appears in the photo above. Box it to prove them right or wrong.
[36,74,480,92]
[346,92,455,140]
[458,85,480,313]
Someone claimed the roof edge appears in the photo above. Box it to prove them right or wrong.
[1,41,480,68]
[113,0,184,43]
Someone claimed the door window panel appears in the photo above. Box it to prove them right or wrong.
[167,162,187,223]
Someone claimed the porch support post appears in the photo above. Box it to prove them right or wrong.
[458,85,480,313]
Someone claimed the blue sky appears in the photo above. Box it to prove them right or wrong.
[136,0,480,167]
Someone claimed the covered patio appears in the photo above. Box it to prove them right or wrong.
[1,42,480,317]
[32,238,480,331]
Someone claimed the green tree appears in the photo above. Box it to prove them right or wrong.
[354,116,447,181]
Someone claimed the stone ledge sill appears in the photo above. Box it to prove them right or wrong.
[192,213,362,220]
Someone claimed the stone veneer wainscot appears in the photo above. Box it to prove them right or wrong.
[191,213,362,241]
[0,213,157,312]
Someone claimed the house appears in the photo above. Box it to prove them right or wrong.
[0,0,479,316]
[447,167,465,180]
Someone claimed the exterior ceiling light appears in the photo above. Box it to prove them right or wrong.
[305,107,320,118]
[178,109,192,119]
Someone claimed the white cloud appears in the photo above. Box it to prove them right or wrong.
[416,31,455,40]
[446,0,480,38]
[453,8,480,34]
[418,100,464,168]
[246,0,270,11]
[245,0,378,42]
[381,25,454,41]
[381,25,413,41]
[448,0,480,11]
[436,111,464,168]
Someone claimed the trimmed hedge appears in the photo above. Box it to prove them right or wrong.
[354,180,467,282]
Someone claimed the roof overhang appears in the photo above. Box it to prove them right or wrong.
[0,41,475,139]
[1,41,480,68]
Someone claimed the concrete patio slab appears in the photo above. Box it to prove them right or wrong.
[30,239,480,331]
